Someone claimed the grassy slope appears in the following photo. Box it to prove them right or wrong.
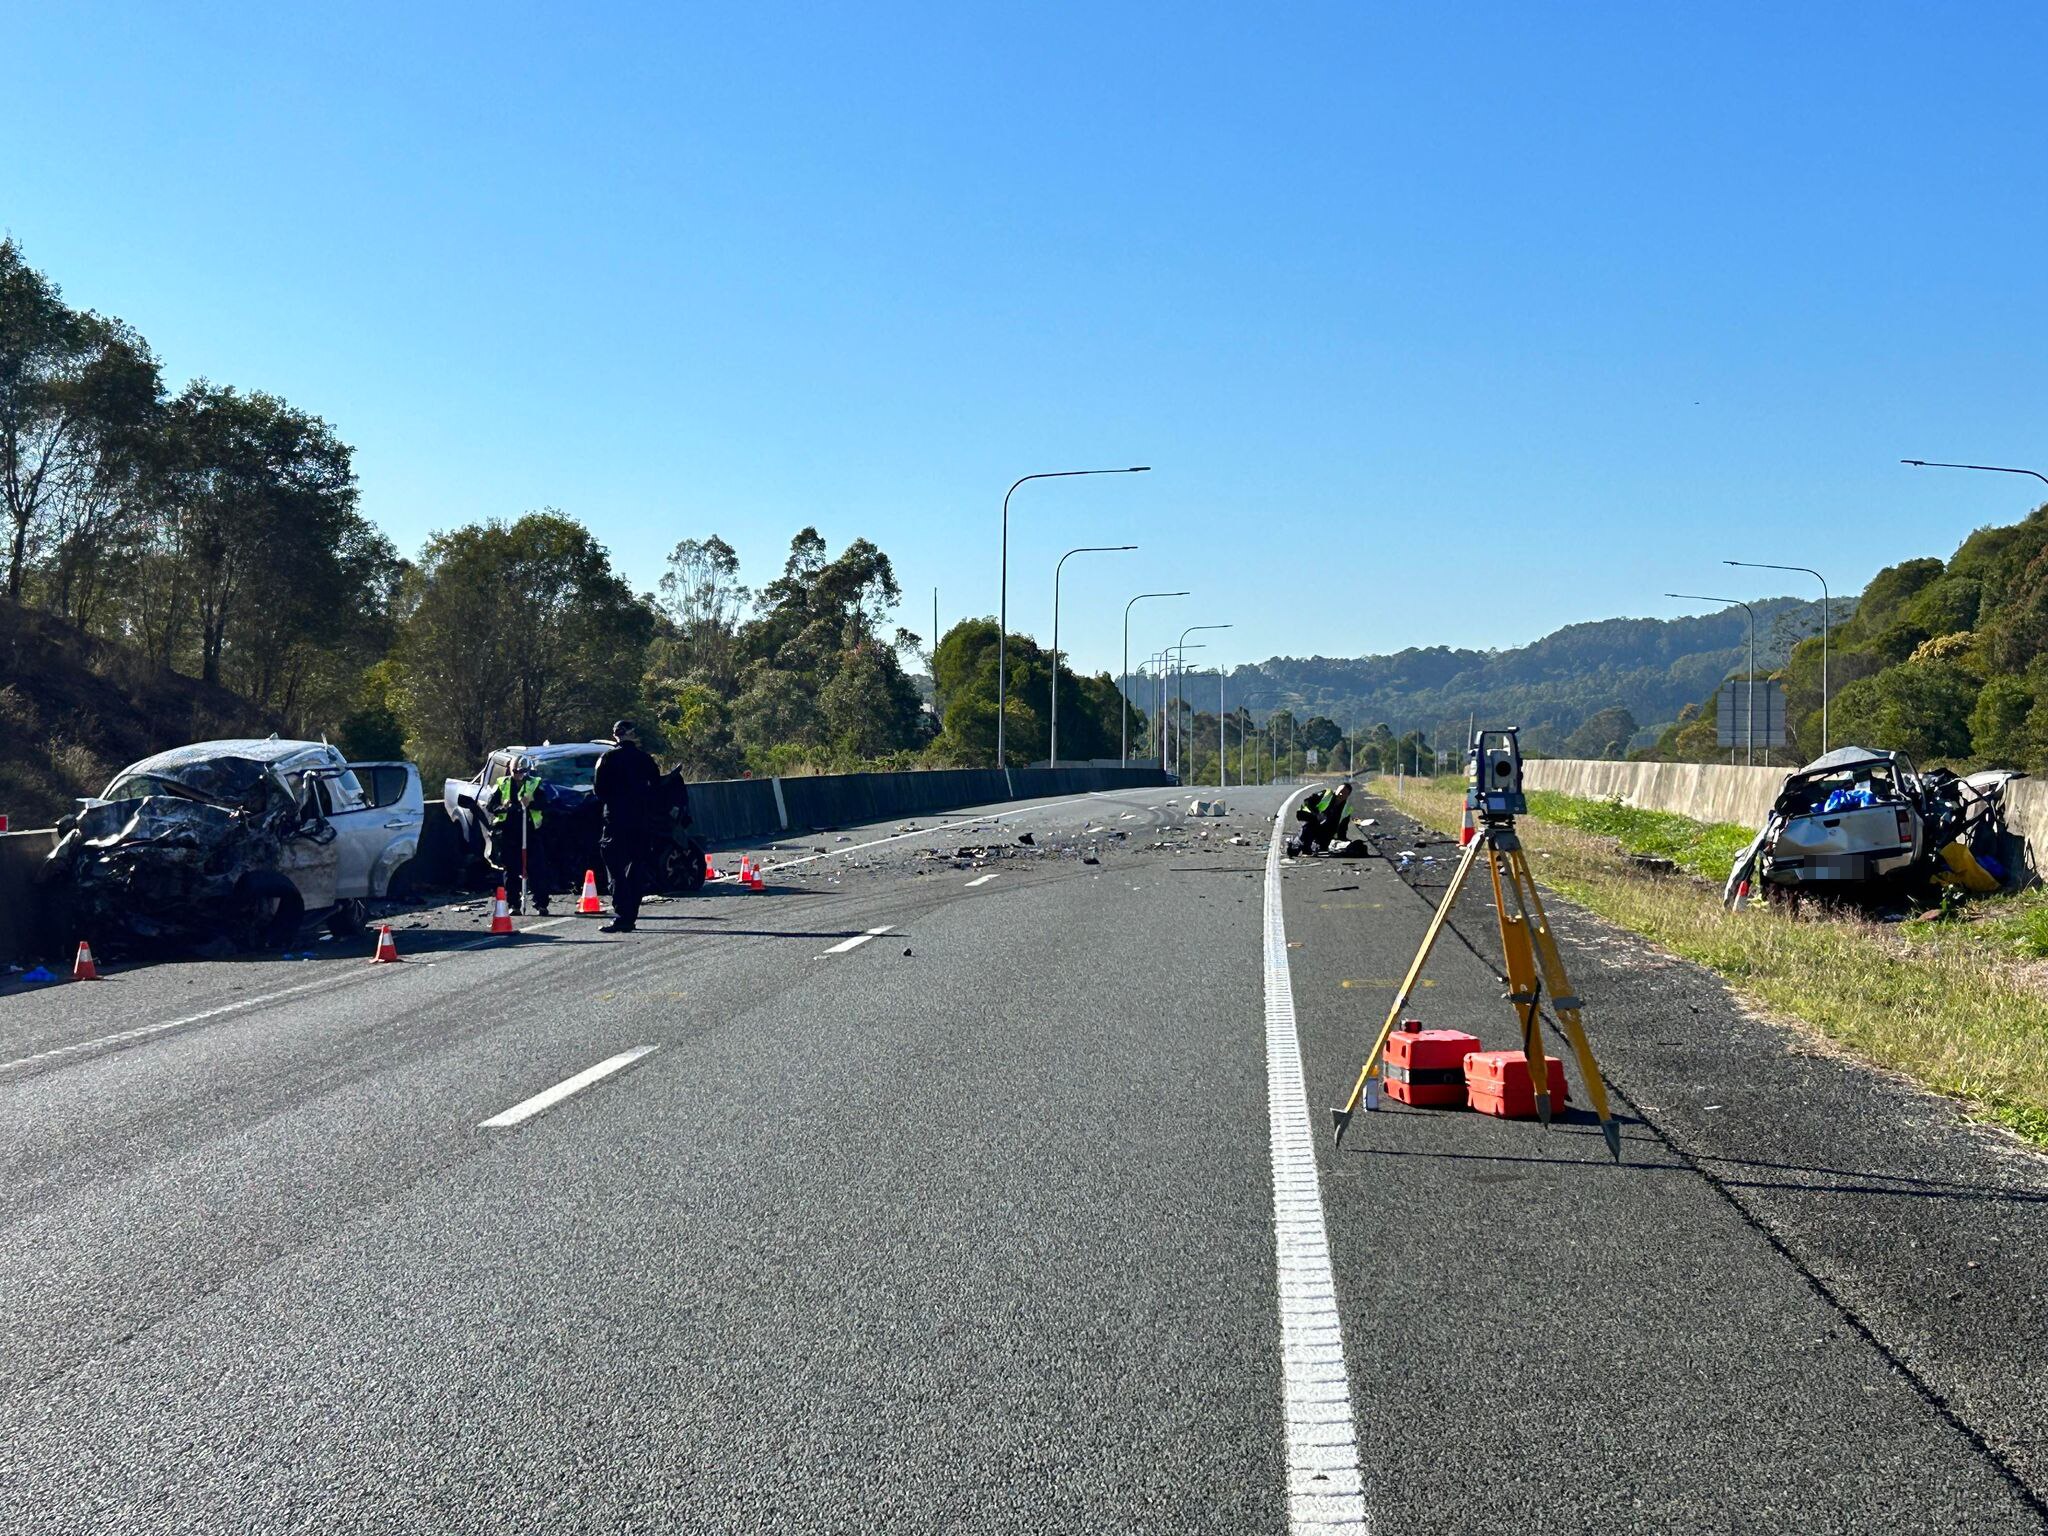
[1374,776,2048,1147]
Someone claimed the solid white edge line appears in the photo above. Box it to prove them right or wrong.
[964,872,1001,887]
[0,974,339,1074]
[1265,786,1371,1533]
[478,1045,658,1129]
[819,925,892,955]
[2,914,586,1076]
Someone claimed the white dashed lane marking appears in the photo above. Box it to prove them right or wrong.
[965,872,1001,888]
[819,926,892,956]
[478,1046,658,1129]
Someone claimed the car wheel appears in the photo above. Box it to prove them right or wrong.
[383,858,418,902]
[328,898,367,939]
[231,872,306,952]
[678,839,707,892]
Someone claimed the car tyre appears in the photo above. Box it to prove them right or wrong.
[231,871,306,952]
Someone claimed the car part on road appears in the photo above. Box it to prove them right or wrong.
[1331,727,1622,1161]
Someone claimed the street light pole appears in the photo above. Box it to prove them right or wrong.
[1901,459,2048,486]
[1669,593,1758,767]
[1174,624,1232,785]
[1122,591,1187,764]
[1725,559,1830,753]
[1136,657,1165,769]
[1218,665,1228,790]
[997,466,1149,769]
[1166,641,1211,779]
[1049,544,1136,767]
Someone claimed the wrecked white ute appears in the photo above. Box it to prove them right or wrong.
[1725,745,2018,908]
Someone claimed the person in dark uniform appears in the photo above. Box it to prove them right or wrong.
[1293,781,1354,855]
[592,720,661,933]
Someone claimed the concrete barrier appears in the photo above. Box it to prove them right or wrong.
[1522,759,1785,828]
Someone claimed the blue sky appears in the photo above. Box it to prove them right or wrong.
[6,2,2046,680]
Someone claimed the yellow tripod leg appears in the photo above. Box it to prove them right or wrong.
[1330,827,1488,1146]
[1487,845,1552,1126]
[1503,846,1622,1163]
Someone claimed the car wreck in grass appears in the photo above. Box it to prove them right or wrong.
[1724,745,2022,910]
[39,739,423,954]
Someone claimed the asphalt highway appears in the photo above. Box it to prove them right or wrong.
[0,782,2043,1533]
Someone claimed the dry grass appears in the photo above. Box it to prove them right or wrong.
[1375,776,2048,1147]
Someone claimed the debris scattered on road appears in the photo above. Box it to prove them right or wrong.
[902,946,913,956]
[1017,832,1035,846]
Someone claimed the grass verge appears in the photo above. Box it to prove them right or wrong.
[1373,775,2048,1148]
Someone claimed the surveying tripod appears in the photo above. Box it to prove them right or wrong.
[1330,728,1622,1162]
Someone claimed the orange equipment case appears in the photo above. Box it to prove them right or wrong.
[1464,1049,1569,1119]
[1384,1025,1482,1108]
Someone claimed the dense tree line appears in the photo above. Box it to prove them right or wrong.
[0,239,1132,799]
[1647,505,2048,772]
[2,239,397,735]
[1228,601,1818,754]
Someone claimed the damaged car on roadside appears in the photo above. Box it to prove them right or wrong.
[1724,744,2022,910]
[39,738,424,954]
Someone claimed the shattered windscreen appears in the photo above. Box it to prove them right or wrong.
[103,755,281,813]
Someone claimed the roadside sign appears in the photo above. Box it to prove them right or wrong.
[1307,748,1320,767]
[1716,679,1786,747]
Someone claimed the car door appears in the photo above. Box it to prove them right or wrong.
[272,758,341,911]
[342,759,425,896]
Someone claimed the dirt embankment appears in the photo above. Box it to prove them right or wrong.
[0,600,274,828]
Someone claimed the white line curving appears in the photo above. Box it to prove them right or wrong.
[1264,789,1371,1533]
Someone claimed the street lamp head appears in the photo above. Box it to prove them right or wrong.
[1128,466,1151,473]
[1902,459,1928,467]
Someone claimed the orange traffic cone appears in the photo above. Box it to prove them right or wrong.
[747,860,766,891]
[703,852,718,882]
[1460,799,1476,847]
[72,940,100,981]
[370,925,401,964]
[738,854,753,885]
[578,869,602,915]
[490,887,513,935]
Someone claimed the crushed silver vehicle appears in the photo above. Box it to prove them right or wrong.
[40,738,423,952]
[1724,745,2021,908]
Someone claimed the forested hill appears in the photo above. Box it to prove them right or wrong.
[1225,599,1815,752]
